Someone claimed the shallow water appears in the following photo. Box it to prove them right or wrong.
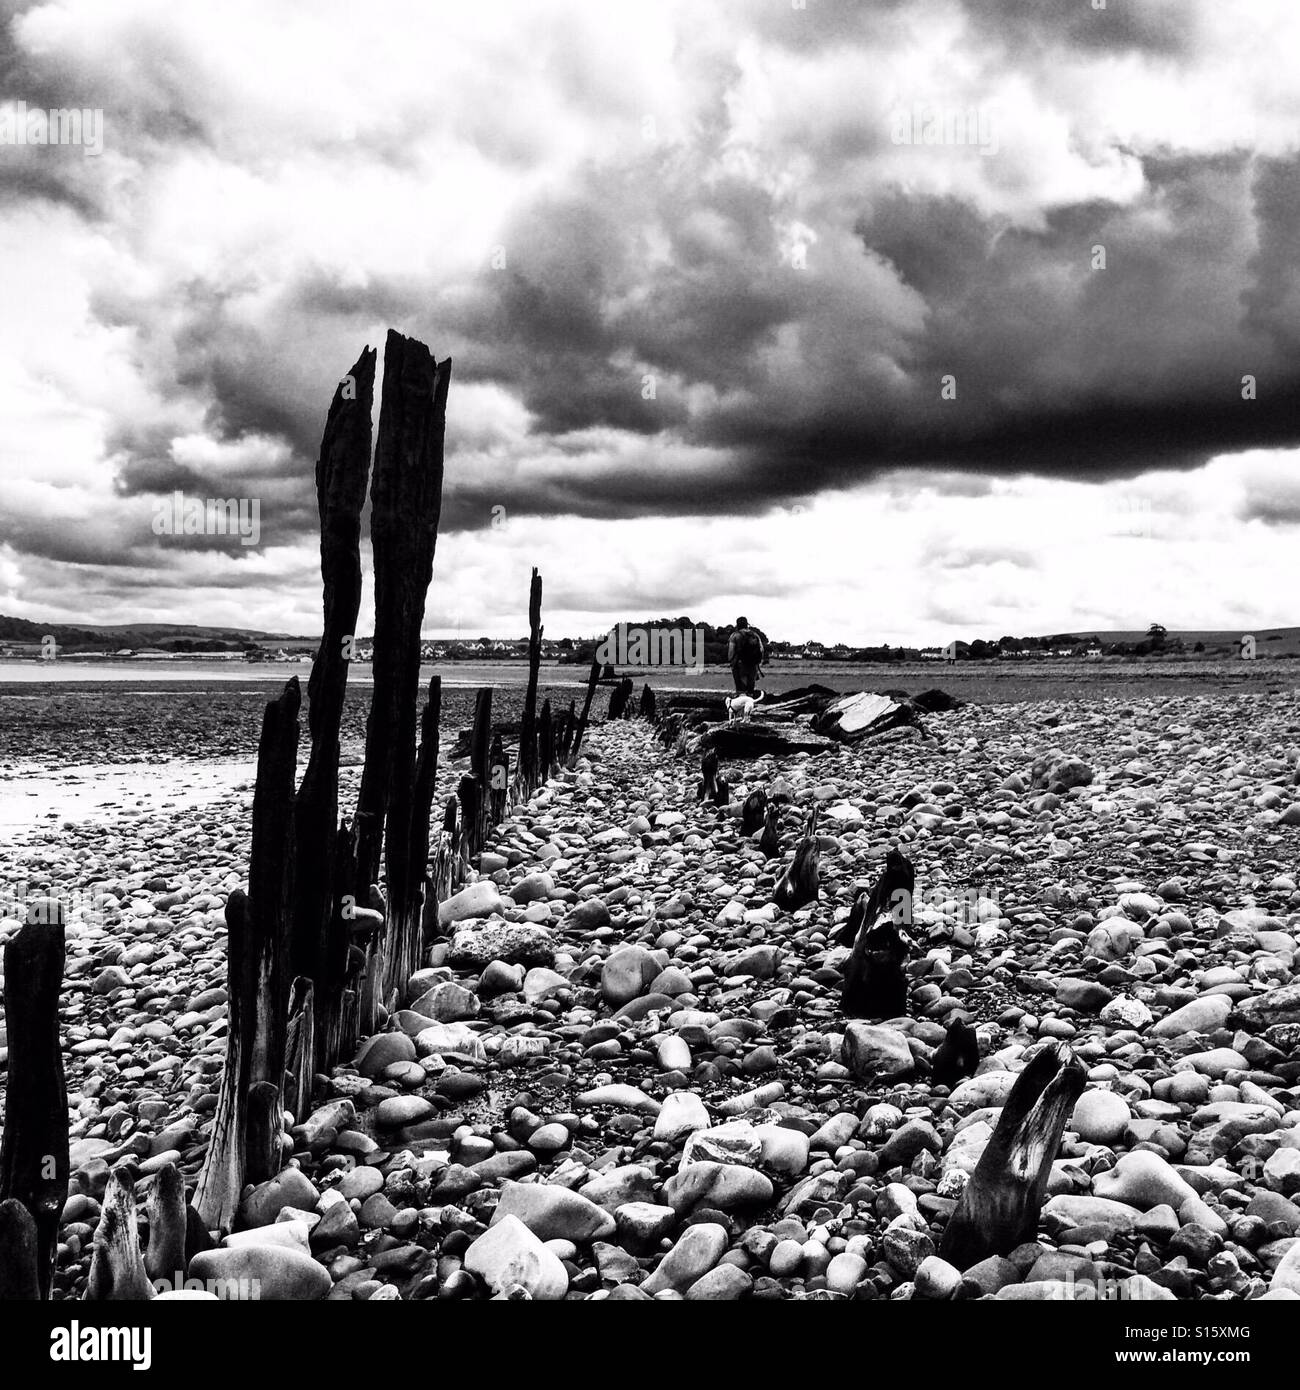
[0,758,256,841]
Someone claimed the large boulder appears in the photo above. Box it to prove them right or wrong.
[447,920,555,970]
[841,1023,913,1083]
[188,1246,329,1300]
[1230,982,1300,1032]
[464,1215,568,1300]
[490,1181,616,1243]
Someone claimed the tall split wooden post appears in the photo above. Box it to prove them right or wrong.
[0,911,69,1299]
[290,346,375,1096]
[354,331,449,1030]
[195,330,450,1232]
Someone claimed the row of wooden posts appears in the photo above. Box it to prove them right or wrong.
[1,352,1079,1291]
[0,331,618,1292]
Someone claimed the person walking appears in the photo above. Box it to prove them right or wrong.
[727,616,766,694]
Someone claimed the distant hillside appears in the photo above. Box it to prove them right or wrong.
[0,614,291,652]
[1089,627,1300,656]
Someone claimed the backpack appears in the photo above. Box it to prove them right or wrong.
[735,628,762,665]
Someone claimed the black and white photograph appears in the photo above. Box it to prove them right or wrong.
[1,0,1298,1361]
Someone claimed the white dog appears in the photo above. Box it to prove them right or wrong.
[725,692,763,721]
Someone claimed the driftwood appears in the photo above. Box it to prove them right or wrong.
[0,913,69,1298]
[284,976,316,1122]
[813,691,919,742]
[86,1168,154,1301]
[702,723,835,759]
[755,684,839,716]
[939,1041,1087,1270]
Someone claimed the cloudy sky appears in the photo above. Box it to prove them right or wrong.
[1,0,1298,645]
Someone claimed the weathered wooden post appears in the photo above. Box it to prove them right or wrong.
[0,911,69,1298]
[567,656,601,768]
[609,676,634,720]
[939,1042,1086,1269]
[385,674,442,996]
[557,700,576,763]
[426,795,460,923]
[193,678,299,1228]
[519,568,543,792]
[538,697,554,780]
[468,688,493,857]
[0,1199,40,1299]
[290,346,375,1054]
[639,683,656,721]
[489,732,509,824]
[354,332,449,885]
[245,680,299,1183]
[196,331,452,1227]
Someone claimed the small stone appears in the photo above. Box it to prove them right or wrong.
[826,1252,868,1295]
[1070,1090,1131,1146]
[654,1092,710,1143]
[641,1223,728,1294]
[914,1255,963,1300]
[354,1032,416,1078]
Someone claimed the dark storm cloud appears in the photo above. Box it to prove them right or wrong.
[89,134,1300,537]
[423,145,1300,524]
[7,0,1297,567]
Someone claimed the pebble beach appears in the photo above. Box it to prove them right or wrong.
[4,679,1300,1303]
